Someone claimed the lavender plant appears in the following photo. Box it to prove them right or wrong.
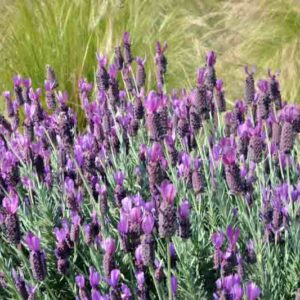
[0,32,300,300]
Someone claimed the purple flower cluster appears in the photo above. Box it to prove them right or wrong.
[212,226,260,300]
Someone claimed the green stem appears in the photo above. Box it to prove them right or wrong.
[150,266,163,300]
[167,239,172,300]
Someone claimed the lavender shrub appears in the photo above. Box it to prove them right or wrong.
[0,33,299,300]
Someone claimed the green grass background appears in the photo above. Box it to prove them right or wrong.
[0,0,299,114]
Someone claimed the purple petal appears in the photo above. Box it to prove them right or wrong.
[246,282,261,300]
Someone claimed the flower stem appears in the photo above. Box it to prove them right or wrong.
[150,266,163,300]
[167,238,172,300]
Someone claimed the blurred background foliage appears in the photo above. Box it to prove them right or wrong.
[0,0,299,116]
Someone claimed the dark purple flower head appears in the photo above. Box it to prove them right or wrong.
[144,91,160,113]
[25,232,41,252]
[171,275,178,296]
[216,79,223,92]
[109,269,120,288]
[96,53,107,68]
[159,180,177,204]
[211,232,225,249]
[197,68,206,86]
[226,225,240,249]
[75,274,85,289]
[142,213,155,234]
[206,51,217,67]
[102,237,116,255]
[179,200,191,219]
[246,282,261,300]
[257,80,269,94]
[2,194,19,214]
[89,267,100,288]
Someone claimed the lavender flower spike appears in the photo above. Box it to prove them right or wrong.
[25,232,47,281]
[3,194,21,244]
[158,180,177,238]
